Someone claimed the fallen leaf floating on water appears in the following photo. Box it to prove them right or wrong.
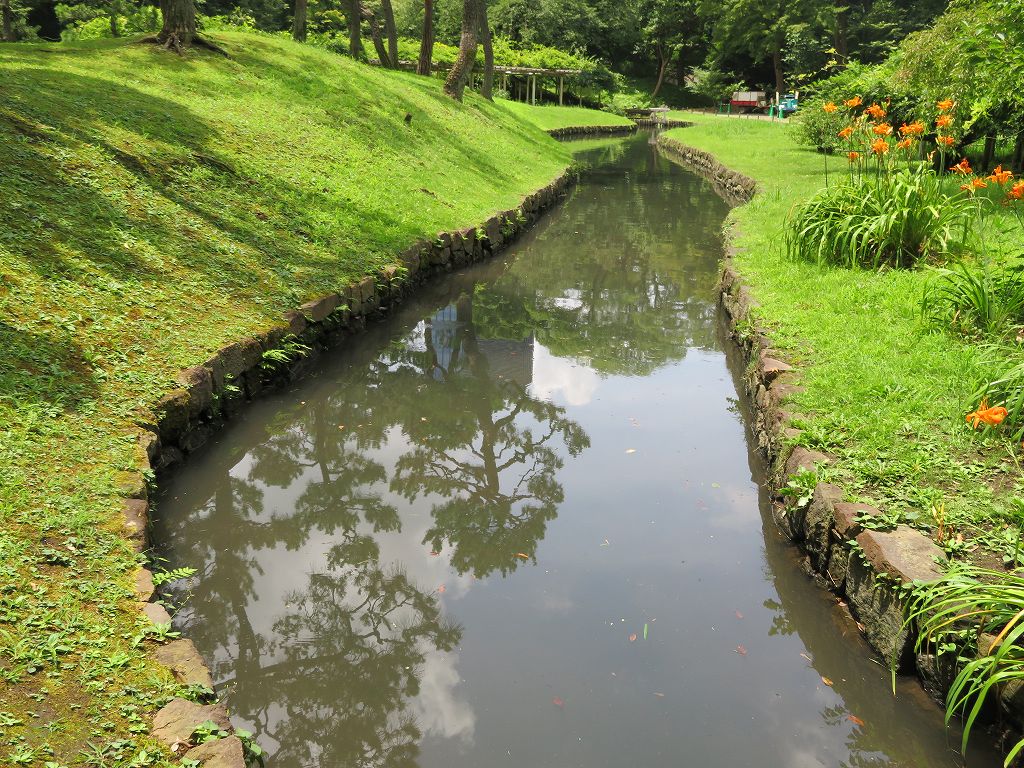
[552,697,564,708]
[643,623,649,640]
[821,676,833,687]
[437,585,446,594]
[800,652,813,663]
[847,714,866,727]
[629,633,638,642]
[735,611,744,620]
[653,692,665,697]
[515,553,529,559]
[625,448,637,454]
[600,538,610,547]
[735,645,747,656]
[429,551,440,556]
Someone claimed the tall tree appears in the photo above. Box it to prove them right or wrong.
[381,0,398,68]
[702,0,822,94]
[346,0,363,58]
[480,1,494,100]
[365,4,392,65]
[157,0,197,51]
[1,0,14,41]
[443,0,483,100]
[417,0,434,74]
[292,0,307,41]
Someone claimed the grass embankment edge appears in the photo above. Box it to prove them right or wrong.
[0,31,628,767]
[656,112,1024,756]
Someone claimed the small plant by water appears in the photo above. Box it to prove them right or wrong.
[903,564,1024,766]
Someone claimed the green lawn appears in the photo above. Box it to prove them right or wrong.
[664,111,1023,561]
[0,31,570,766]
[498,99,636,131]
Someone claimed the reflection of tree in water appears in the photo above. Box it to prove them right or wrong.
[383,292,590,578]
[762,597,795,637]
[242,551,461,768]
[159,280,589,765]
[488,139,729,376]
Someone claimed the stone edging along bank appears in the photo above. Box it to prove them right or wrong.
[545,119,691,139]
[547,123,638,138]
[121,170,574,765]
[656,134,1024,739]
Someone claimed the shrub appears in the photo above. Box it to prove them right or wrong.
[786,170,976,269]
[922,261,1024,337]
[904,564,1024,764]
[791,97,853,153]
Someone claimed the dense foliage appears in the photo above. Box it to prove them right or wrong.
[6,0,951,105]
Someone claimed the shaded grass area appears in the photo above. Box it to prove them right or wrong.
[0,31,569,766]
[665,111,1024,562]
[498,99,635,131]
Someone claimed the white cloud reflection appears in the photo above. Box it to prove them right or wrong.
[530,343,599,407]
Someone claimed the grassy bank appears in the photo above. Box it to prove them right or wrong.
[664,112,1022,561]
[498,100,636,131]
[0,32,572,766]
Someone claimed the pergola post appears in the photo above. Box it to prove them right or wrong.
[558,76,564,106]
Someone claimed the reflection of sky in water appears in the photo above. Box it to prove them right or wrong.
[155,133,993,768]
[530,342,599,407]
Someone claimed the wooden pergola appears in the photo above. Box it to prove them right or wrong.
[385,60,585,105]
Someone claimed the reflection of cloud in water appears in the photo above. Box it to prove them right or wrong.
[411,647,476,743]
[530,343,599,407]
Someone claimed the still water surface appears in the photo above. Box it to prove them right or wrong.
[155,134,989,768]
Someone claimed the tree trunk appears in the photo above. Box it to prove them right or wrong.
[347,0,362,59]
[381,0,398,69]
[1,0,14,42]
[771,46,784,95]
[1013,132,1024,172]
[292,0,307,42]
[480,4,493,100]
[417,0,434,75]
[110,14,120,37]
[365,6,391,66]
[651,41,669,101]
[833,0,848,63]
[157,0,197,51]
[981,134,997,170]
[443,0,482,101]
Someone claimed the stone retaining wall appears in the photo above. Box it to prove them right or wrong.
[125,170,575,766]
[656,134,1024,748]
[547,123,638,138]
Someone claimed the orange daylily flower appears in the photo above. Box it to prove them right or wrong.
[1008,181,1024,200]
[896,137,914,150]
[838,126,854,140]
[871,138,889,155]
[866,103,887,119]
[873,123,894,136]
[844,96,863,108]
[936,114,954,128]
[988,165,1014,184]
[936,135,955,148]
[937,99,955,112]
[951,158,972,175]
[966,400,1009,429]
[847,151,861,162]
[823,101,839,113]
[961,178,988,192]
[899,121,925,136]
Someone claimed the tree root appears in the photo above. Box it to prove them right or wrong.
[137,33,229,57]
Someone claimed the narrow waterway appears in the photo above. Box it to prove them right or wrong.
[155,133,991,768]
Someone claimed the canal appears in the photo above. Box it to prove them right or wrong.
[154,132,986,767]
